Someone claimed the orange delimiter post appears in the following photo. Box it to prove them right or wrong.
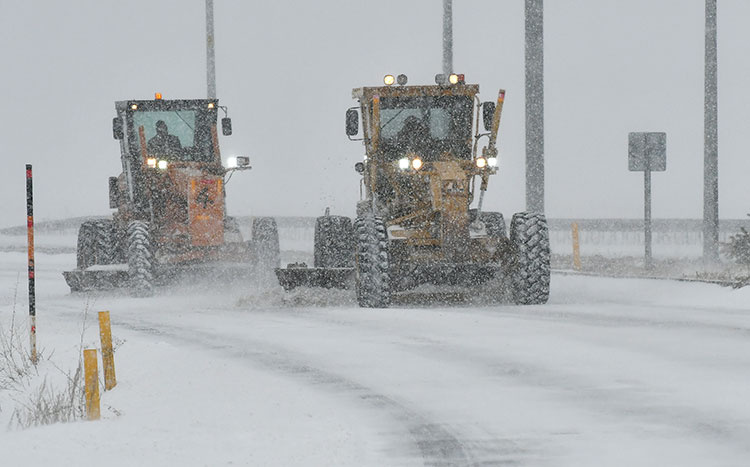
[98,311,117,390]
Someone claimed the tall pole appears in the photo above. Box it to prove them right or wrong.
[206,0,216,99]
[26,164,37,365]
[442,0,453,76]
[703,0,719,262]
[644,168,653,270]
[525,0,545,213]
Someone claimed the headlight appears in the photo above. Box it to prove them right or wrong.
[147,158,157,168]
[449,73,459,85]
[411,158,423,170]
[384,75,395,86]
[157,160,168,170]
[398,158,410,170]
[487,157,498,167]
[227,156,238,168]
[475,157,487,168]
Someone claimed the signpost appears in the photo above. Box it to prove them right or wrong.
[629,132,666,269]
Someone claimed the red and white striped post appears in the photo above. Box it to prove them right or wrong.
[26,164,37,365]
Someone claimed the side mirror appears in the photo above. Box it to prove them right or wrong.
[345,109,359,136]
[354,162,365,174]
[112,117,124,140]
[221,117,232,136]
[227,155,251,169]
[482,102,495,131]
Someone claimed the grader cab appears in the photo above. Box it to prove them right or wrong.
[276,74,550,307]
[64,95,279,295]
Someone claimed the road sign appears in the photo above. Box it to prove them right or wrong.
[629,132,666,172]
[628,132,667,270]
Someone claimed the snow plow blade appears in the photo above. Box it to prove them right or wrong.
[64,262,264,293]
[275,264,354,291]
[63,268,129,292]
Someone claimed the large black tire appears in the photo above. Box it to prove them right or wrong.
[354,216,390,308]
[314,216,354,268]
[509,212,551,305]
[252,217,280,272]
[470,210,507,239]
[76,220,113,269]
[127,221,154,296]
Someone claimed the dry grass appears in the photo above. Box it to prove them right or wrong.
[1,280,89,429]
[9,369,85,428]
[0,277,36,392]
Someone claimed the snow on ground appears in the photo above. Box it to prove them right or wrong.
[1,231,749,466]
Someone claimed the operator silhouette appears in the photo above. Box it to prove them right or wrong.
[147,120,182,156]
[396,115,432,154]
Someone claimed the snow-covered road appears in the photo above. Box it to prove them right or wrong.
[1,245,749,466]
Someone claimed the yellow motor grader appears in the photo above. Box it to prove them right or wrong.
[64,95,279,295]
[276,74,550,306]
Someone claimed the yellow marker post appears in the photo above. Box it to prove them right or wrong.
[84,349,100,420]
[572,222,582,271]
[98,311,117,390]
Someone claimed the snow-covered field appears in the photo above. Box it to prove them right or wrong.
[1,231,749,466]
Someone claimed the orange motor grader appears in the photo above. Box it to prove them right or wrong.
[64,95,279,295]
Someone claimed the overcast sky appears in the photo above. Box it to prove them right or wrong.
[1,0,749,228]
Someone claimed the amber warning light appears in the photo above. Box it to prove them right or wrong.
[155,92,162,100]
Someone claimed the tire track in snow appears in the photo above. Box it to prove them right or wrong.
[112,317,476,467]
[484,306,750,338]
[266,306,750,456]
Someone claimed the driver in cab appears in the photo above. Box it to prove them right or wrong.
[395,115,432,154]
[147,120,182,157]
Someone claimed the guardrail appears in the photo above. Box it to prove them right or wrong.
[258,217,747,259]
[547,219,744,258]
[2,216,746,259]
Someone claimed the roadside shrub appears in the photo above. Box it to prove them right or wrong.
[724,214,750,265]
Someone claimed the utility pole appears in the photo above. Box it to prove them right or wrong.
[525,0,544,213]
[443,0,453,76]
[703,0,719,263]
[206,0,216,99]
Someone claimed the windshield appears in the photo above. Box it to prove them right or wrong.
[378,96,473,160]
[131,110,215,162]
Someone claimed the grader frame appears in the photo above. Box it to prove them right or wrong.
[277,76,550,307]
[64,96,279,295]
